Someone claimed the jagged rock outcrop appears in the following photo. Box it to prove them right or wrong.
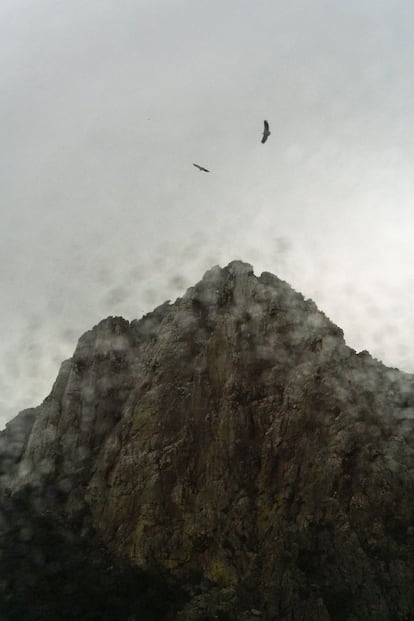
[2,261,414,620]
[0,407,37,489]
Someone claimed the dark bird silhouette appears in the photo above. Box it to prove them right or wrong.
[193,163,210,173]
[261,120,271,144]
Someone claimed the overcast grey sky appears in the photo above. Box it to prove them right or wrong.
[1,0,414,427]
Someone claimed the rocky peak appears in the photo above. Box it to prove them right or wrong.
[2,261,414,620]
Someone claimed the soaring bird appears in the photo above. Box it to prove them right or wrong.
[193,163,210,173]
[261,120,271,144]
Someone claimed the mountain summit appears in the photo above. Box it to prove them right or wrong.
[1,261,414,620]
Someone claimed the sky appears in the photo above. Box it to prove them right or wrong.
[1,0,414,428]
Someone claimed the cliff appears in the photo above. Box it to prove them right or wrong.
[1,260,414,620]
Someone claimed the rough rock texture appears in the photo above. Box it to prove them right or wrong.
[2,261,414,620]
[0,407,37,489]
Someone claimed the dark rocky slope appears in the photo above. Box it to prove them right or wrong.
[1,261,414,620]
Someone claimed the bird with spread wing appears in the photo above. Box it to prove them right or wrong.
[261,120,271,144]
[193,163,210,173]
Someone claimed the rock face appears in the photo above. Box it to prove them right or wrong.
[2,260,414,620]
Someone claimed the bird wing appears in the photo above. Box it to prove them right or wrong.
[264,120,269,132]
